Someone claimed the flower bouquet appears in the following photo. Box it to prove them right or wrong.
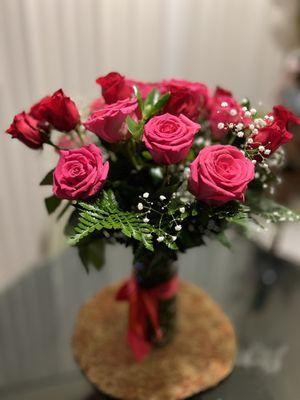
[5,72,300,399]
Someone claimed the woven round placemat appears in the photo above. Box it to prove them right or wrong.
[72,281,236,400]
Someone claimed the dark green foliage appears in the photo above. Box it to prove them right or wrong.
[78,238,105,273]
[45,195,62,214]
[40,169,54,186]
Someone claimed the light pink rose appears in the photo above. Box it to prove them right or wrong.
[209,87,250,139]
[189,144,254,206]
[83,98,138,143]
[143,113,200,164]
[53,144,109,200]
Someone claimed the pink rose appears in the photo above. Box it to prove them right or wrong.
[160,79,209,121]
[249,105,300,156]
[34,89,80,132]
[83,98,138,143]
[6,112,45,149]
[209,87,250,139]
[143,113,200,164]
[189,145,254,206]
[53,144,109,200]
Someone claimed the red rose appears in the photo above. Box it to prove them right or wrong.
[37,89,80,131]
[143,113,200,164]
[96,72,132,104]
[160,79,209,121]
[53,144,109,200]
[84,98,138,143]
[29,96,51,122]
[96,72,158,104]
[273,104,300,126]
[209,87,250,139]
[6,112,45,149]
[189,145,254,206]
[250,105,300,156]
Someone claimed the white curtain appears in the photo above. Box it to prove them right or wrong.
[0,0,285,289]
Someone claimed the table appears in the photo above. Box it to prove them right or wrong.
[0,239,299,399]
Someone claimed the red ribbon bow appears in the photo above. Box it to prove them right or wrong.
[116,275,179,361]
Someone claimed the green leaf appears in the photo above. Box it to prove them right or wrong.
[133,85,143,113]
[126,116,138,135]
[68,190,154,251]
[144,88,159,108]
[151,92,170,114]
[40,169,54,186]
[126,116,144,141]
[78,238,105,273]
[141,150,152,160]
[45,195,62,215]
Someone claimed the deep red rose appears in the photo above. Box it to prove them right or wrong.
[96,72,132,104]
[208,87,250,139]
[96,72,158,104]
[249,105,300,156]
[53,144,109,200]
[37,89,80,131]
[273,104,300,127]
[159,79,209,121]
[189,145,254,206]
[6,112,45,149]
[29,96,51,121]
[143,113,200,164]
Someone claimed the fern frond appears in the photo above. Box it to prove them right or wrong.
[68,190,154,251]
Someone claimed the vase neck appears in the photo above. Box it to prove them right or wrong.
[133,258,178,289]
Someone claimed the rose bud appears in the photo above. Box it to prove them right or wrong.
[6,112,45,149]
[29,96,51,122]
[159,79,209,121]
[250,105,300,156]
[143,113,200,165]
[84,98,138,143]
[189,144,254,206]
[96,72,132,104]
[53,144,109,200]
[40,89,80,132]
[209,87,250,140]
